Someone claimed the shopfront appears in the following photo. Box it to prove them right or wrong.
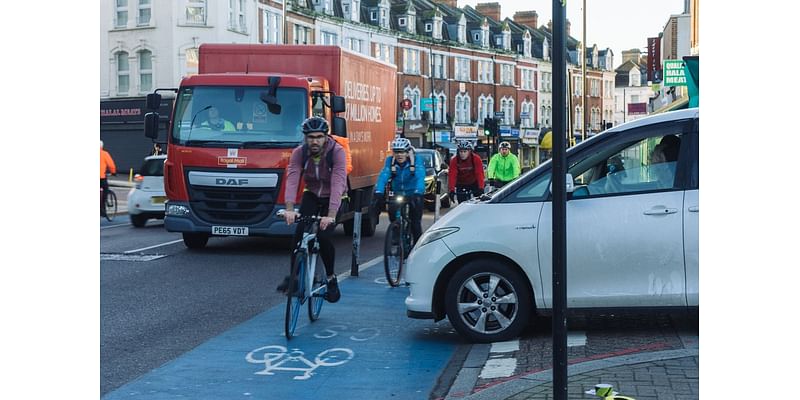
[100,97,172,174]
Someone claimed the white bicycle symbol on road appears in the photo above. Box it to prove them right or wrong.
[245,345,354,380]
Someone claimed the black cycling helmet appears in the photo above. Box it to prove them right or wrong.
[301,116,329,134]
[457,140,473,151]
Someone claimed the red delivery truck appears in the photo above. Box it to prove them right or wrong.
[143,44,397,249]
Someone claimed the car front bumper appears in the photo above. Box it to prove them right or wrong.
[404,237,457,318]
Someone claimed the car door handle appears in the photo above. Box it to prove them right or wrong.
[688,206,698,212]
[515,224,536,230]
[643,207,678,215]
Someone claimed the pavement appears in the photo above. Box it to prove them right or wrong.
[101,176,700,400]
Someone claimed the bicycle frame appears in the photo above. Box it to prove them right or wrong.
[295,217,325,301]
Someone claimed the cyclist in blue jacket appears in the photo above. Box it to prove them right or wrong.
[374,137,426,244]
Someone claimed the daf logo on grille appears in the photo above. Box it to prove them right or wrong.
[216,178,249,186]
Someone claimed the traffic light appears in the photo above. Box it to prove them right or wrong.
[484,117,496,136]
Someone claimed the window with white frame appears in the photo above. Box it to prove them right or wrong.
[320,31,338,45]
[238,0,246,32]
[186,0,207,25]
[115,0,128,28]
[500,97,515,125]
[228,0,247,32]
[403,86,422,120]
[398,17,407,27]
[403,48,420,74]
[574,106,583,131]
[425,23,432,32]
[138,50,153,93]
[294,25,311,44]
[478,60,493,83]
[137,0,151,26]
[263,10,282,43]
[455,93,471,124]
[229,0,235,28]
[574,76,582,96]
[432,54,446,79]
[501,64,514,85]
[185,47,199,76]
[116,52,130,95]
[455,57,470,81]
[348,38,364,53]
[431,91,446,124]
[478,95,494,121]
[630,70,641,87]
[521,101,535,128]
[520,69,533,90]
[373,43,393,63]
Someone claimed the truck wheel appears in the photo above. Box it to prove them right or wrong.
[130,214,148,228]
[445,258,533,343]
[183,233,209,249]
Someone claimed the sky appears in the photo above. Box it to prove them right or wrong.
[460,0,687,69]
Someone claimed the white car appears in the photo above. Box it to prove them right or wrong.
[127,154,167,227]
[405,109,699,343]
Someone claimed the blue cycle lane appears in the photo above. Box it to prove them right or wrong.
[103,259,463,399]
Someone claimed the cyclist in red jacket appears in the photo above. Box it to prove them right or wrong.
[448,140,485,203]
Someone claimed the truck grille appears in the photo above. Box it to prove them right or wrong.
[185,170,281,225]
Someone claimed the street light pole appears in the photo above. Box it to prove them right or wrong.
[551,0,568,398]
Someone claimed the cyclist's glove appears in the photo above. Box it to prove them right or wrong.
[449,191,456,202]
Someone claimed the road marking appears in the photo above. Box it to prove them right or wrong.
[123,239,184,254]
[100,223,132,230]
[490,340,519,353]
[101,253,167,262]
[567,331,587,347]
[479,357,517,379]
[337,256,382,282]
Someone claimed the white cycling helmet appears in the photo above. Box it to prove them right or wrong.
[499,141,511,149]
[391,137,412,152]
[457,139,473,151]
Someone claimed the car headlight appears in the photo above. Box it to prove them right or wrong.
[417,227,459,248]
[166,204,190,216]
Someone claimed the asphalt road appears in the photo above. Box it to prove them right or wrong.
[100,209,449,396]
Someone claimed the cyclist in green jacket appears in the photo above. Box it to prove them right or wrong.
[487,141,521,188]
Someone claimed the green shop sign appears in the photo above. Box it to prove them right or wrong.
[663,60,688,87]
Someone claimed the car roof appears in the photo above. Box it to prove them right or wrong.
[144,154,167,161]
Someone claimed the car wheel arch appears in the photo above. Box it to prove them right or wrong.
[431,251,537,321]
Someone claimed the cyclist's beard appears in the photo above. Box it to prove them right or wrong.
[308,140,323,155]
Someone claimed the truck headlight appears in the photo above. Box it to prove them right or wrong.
[416,227,459,248]
[166,204,190,216]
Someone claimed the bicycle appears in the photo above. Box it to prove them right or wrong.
[278,209,328,340]
[102,187,118,222]
[454,186,481,204]
[383,192,414,287]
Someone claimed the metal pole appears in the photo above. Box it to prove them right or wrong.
[551,0,568,399]
[582,0,587,143]
[430,44,436,149]
[351,189,362,277]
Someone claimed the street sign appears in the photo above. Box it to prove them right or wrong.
[663,60,688,87]
[421,98,434,112]
[400,99,412,111]
[494,111,505,118]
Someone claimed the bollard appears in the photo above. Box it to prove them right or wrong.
[129,168,134,183]
[350,190,362,277]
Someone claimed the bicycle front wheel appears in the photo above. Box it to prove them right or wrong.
[383,221,404,287]
[308,250,326,321]
[285,251,306,339]
[105,191,117,222]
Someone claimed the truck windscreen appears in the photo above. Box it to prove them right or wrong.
[171,86,307,147]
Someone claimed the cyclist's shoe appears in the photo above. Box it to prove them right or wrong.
[324,276,341,303]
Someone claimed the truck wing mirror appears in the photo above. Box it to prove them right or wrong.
[144,112,160,140]
[333,116,347,137]
[145,93,161,111]
[331,95,346,114]
[261,76,282,114]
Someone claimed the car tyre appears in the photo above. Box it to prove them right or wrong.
[130,214,148,228]
[445,258,532,343]
[182,233,209,249]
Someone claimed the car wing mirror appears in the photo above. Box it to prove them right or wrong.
[549,173,575,194]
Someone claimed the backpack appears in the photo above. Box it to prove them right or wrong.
[300,135,352,174]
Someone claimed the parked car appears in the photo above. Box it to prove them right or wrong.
[404,109,699,342]
[127,155,167,227]
[414,148,451,211]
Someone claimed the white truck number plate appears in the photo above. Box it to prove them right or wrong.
[211,226,249,236]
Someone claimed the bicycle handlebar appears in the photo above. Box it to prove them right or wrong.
[276,209,325,224]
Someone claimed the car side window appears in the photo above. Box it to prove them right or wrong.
[570,130,685,199]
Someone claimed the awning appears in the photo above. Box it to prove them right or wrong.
[540,131,552,150]
[653,96,689,114]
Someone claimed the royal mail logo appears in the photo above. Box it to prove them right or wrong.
[218,157,248,165]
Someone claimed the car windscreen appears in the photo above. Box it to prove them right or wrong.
[140,158,164,176]
[170,86,307,147]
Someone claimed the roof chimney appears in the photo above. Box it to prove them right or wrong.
[513,11,538,30]
[432,0,458,8]
[476,2,501,22]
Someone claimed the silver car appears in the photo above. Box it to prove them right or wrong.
[405,109,699,343]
